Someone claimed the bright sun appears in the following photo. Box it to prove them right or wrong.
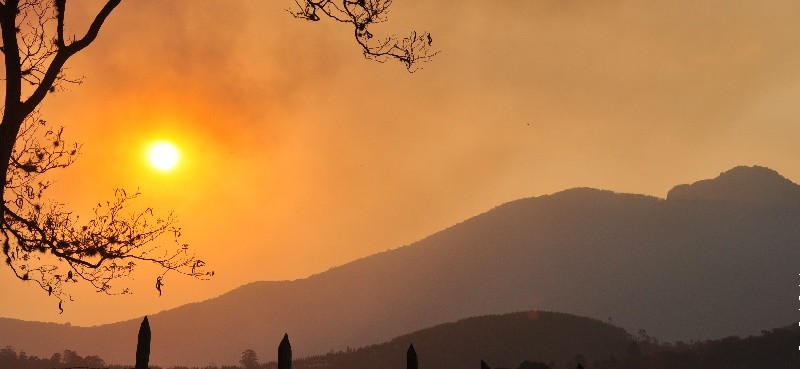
[147,141,180,172]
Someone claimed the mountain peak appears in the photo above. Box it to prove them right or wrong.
[666,165,800,204]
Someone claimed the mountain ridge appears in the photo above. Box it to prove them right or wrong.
[667,165,800,204]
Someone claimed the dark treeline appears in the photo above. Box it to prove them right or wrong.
[0,346,106,369]
[593,324,799,369]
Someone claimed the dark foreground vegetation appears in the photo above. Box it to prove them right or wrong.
[2,315,796,369]
[0,347,105,369]
[593,324,799,369]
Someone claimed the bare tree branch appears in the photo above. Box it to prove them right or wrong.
[1,112,212,305]
[22,0,121,118]
[289,0,438,71]
[0,1,210,311]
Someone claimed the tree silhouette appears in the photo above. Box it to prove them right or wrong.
[0,1,432,308]
[240,349,259,369]
[407,344,418,369]
[0,0,211,308]
[135,316,151,369]
[279,333,292,369]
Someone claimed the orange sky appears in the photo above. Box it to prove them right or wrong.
[2,0,800,326]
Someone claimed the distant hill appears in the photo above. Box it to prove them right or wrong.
[292,311,631,369]
[293,313,800,369]
[1,165,798,367]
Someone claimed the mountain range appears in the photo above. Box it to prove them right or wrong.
[1,165,797,367]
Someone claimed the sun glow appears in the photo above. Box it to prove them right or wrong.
[147,141,180,172]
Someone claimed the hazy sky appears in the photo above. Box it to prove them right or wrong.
[2,0,800,326]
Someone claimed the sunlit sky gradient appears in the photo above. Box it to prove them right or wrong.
[2,0,800,326]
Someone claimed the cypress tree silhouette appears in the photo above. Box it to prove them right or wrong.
[576,364,585,369]
[481,360,490,369]
[135,316,151,369]
[407,344,418,369]
[278,333,292,369]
